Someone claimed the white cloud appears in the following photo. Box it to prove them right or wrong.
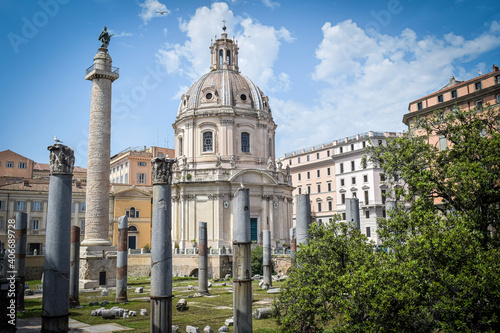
[262,0,280,9]
[274,20,500,155]
[139,0,169,25]
[155,2,293,92]
[108,30,133,38]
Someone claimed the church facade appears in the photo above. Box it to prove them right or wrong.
[171,26,293,250]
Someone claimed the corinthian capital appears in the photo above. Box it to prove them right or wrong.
[151,157,176,184]
[47,144,75,175]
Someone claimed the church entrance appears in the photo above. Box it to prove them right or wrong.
[250,218,258,242]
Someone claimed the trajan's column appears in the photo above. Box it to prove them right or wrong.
[80,26,119,288]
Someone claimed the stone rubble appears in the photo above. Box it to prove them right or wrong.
[186,325,200,333]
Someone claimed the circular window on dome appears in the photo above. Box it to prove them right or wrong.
[240,94,247,101]
[206,93,213,100]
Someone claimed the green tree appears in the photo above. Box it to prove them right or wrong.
[251,245,264,276]
[275,105,500,332]
[274,220,375,332]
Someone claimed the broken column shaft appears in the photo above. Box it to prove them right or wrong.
[198,221,209,295]
[41,144,74,333]
[116,215,128,302]
[262,230,272,290]
[295,194,311,247]
[346,198,360,229]
[15,211,27,310]
[150,157,175,333]
[69,225,80,307]
[233,188,252,333]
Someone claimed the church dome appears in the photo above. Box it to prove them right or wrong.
[177,25,271,117]
[177,70,271,115]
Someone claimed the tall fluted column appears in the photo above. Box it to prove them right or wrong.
[233,188,252,333]
[42,144,74,333]
[82,46,119,246]
[150,158,175,333]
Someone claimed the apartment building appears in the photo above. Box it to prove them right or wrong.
[281,131,400,243]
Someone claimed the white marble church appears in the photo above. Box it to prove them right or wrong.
[171,25,293,250]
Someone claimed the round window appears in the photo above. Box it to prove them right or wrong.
[206,93,213,100]
[240,94,247,101]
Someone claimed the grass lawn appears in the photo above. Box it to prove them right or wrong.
[21,276,283,332]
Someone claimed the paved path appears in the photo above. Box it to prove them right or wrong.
[17,317,133,333]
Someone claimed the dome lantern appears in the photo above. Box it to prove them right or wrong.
[210,22,239,72]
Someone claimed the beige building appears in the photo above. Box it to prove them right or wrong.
[0,150,35,184]
[110,146,175,186]
[0,180,86,254]
[281,131,401,243]
[171,26,293,250]
[404,64,500,145]
[281,143,337,224]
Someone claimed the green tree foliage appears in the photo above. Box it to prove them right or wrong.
[251,245,264,276]
[275,106,500,332]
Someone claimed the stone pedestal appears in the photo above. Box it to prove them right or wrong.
[79,246,117,289]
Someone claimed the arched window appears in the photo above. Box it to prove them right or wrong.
[128,225,138,232]
[219,49,223,67]
[203,132,213,152]
[129,207,136,217]
[226,50,231,65]
[179,137,183,156]
[241,132,250,153]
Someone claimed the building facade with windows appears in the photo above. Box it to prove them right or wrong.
[281,143,337,224]
[110,185,153,250]
[403,64,500,146]
[0,180,86,254]
[109,146,175,186]
[0,150,35,184]
[280,131,400,244]
[171,26,293,250]
[333,131,400,244]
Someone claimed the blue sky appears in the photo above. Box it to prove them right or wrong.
[1,0,499,168]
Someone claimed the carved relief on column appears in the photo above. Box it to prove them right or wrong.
[151,157,176,185]
[48,144,75,175]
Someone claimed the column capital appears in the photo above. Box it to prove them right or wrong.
[151,158,176,185]
[48,144,75,175]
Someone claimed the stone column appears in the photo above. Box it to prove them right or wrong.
[346,198,360,229]
[198,222,209,295]
[290,236,297,260]
[69,225,80,307]
[42,144,74,333]
[385,200,397,218]
[116,215,128,302]
[262,230,272,290]
[80,42,119,289]
[82,45,119,247]
[15,211,27,310]
[150,157,175,333]
[233,188,252,333]
[295,194,311,247]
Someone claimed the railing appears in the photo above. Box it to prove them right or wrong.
[85,64,120,75]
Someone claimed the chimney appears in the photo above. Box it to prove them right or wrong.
[493,64,499,72]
